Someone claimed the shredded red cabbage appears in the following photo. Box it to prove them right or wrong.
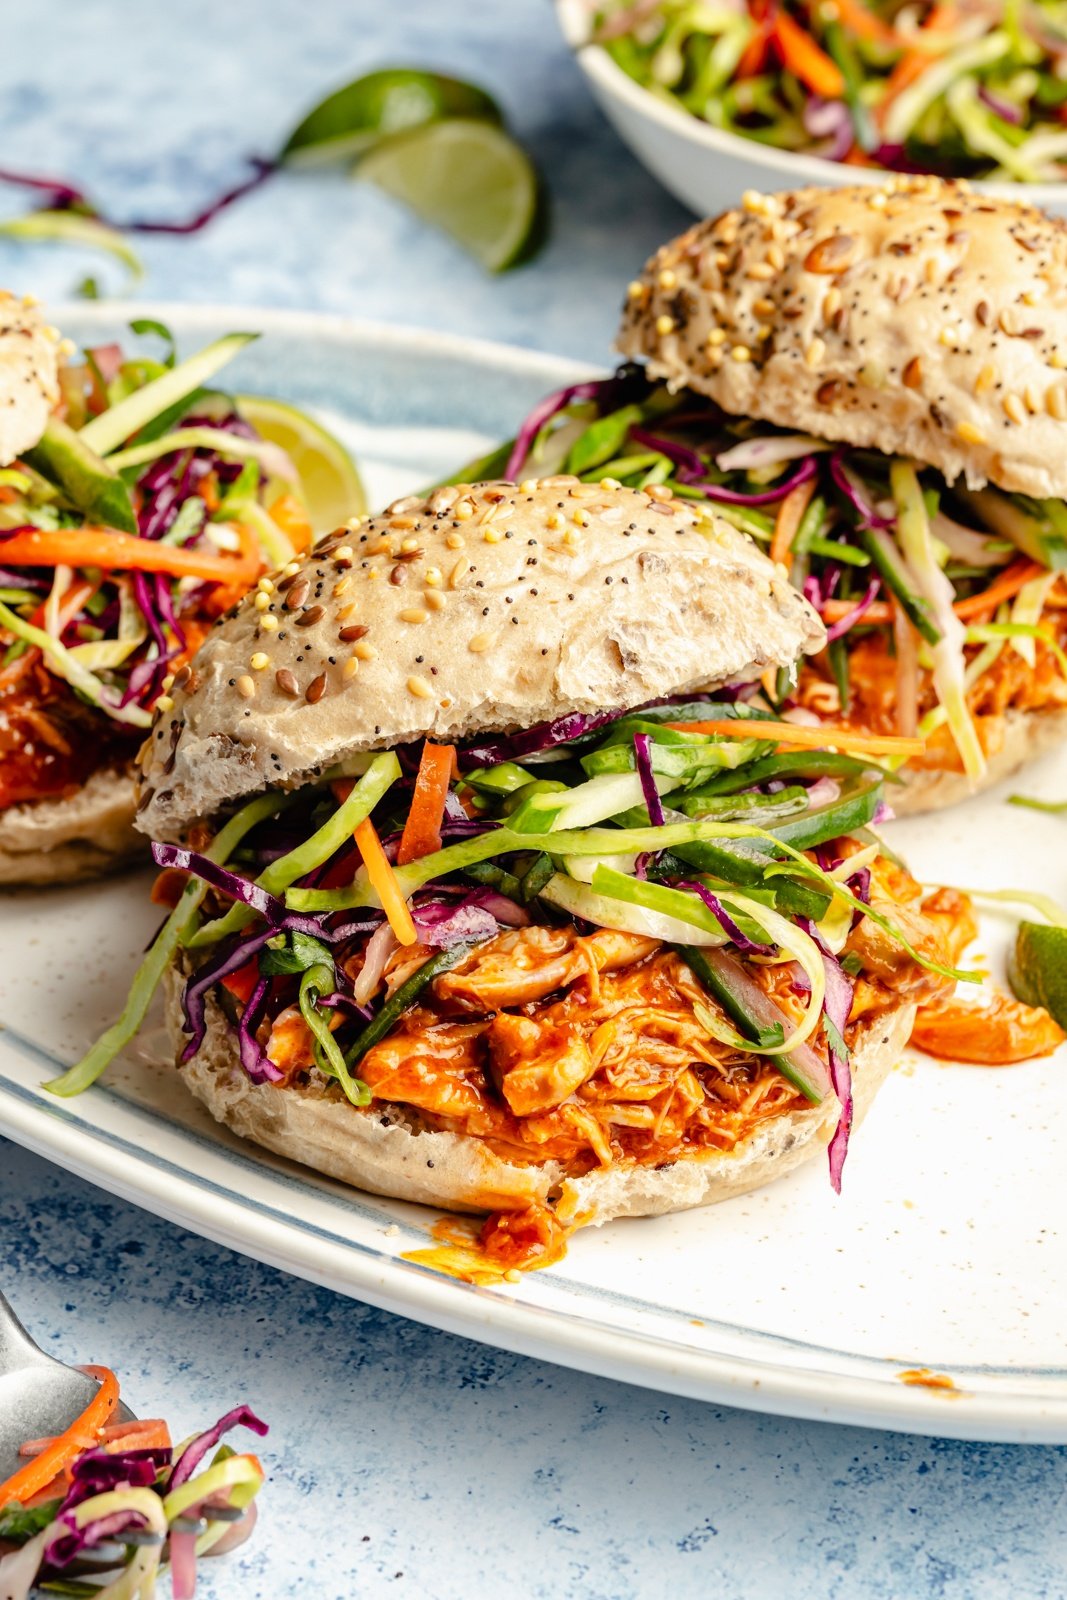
[823,578,882,642]
[687,455,818,507]
[633,732,665,827]
[504,378,620,480]
[47,1509,149,1570]
[412,898,499,947]
[237,976,279,1083]
[153,843,295,925]
[820,949,856,1193]
[0,159,275,235]
[168,1406,268,1490]
[680,881,770,953]
[459,707,625,769]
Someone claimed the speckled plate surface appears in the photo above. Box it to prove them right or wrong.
[3,306,1066,1444]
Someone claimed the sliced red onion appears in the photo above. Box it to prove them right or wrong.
[169,1530,198,1600]
[823,578,882,642]
[829,454,895,529]
[633,732,666,827]
[459,707,625,768]
[977,84,1023,124]
[0,159,275,234]
[716,433,828,473]
[803,96,853,162]
[679,880,770,953]
[871,799,895,825]
[353,922,400,1006]
[168,1405,268,1490]
[805,776,841,808]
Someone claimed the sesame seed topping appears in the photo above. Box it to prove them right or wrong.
[407,674,433,699]
[655,314,676,336]
[805,338,826,369]
[626,280,646,301]
[468,632,492,654]
[956,420,986,445]
[706,328,726,346]
[424,590,446,611]
[353,640,376,661]
[236,675,255,700]
[399,607,428,623]
[657,268,677,289]
[343,656,360,680]
[424,566,443,587]
[1047,384,1067,421]
[1003,392,1027,424]
[156,695,174,713]
[519,478,538,493]
[975,364,996,395]
[445,533,464,550]
[731,345,751,363]
[483,526,504,544]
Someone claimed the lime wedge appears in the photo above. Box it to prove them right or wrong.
[1008,921,1067,1026]
[281,69,501,166]
[358,119,543,273]
[237,395,366,535]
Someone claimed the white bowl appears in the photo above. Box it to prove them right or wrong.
[555,0,1067,218]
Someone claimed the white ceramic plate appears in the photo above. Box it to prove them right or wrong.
[554,0,1067,218]
[3,306,1067,1443]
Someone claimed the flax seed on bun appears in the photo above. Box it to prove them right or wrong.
[137,477,824,841]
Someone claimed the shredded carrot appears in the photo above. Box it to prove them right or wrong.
[354,816,418,946]
[269,492,314,555]
[662,718,927,756]
[953,559,1045,620]
[196,522,262,614]
[891,595,919,739]
[829,0,897,45]
[771,12,845,98]
[819,559,1046,627]
[0,527,259,587]
[736,14,773,77]
[397,742,456,866]
[0,1366,119,1506]
[770,478,816,569]
[199,471,221,514]
[19,1418,171,1461]
[878,4,958,119]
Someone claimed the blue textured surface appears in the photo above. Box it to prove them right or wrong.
[2,3,1066,1596]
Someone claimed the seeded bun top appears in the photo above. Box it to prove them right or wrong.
[137,477,823,840]
[0,291,60,466]
[617,176,1067,500]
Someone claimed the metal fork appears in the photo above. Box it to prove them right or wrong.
[0,1287,136,1485]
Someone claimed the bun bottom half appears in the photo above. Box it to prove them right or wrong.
[893,705,1067,817]
[165,965,913,1227]
[0,765,142,887]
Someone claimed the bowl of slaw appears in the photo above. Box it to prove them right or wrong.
[556,0,1067,217]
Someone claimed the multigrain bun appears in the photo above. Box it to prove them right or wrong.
[890,705,1067,816]
[165,963,911,1225]
[0,290,61,466]
[617,177,1067,500]
[138,478,824,841]
[0,765,141,886]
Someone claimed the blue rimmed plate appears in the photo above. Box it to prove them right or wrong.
[3,305,1066,1443]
